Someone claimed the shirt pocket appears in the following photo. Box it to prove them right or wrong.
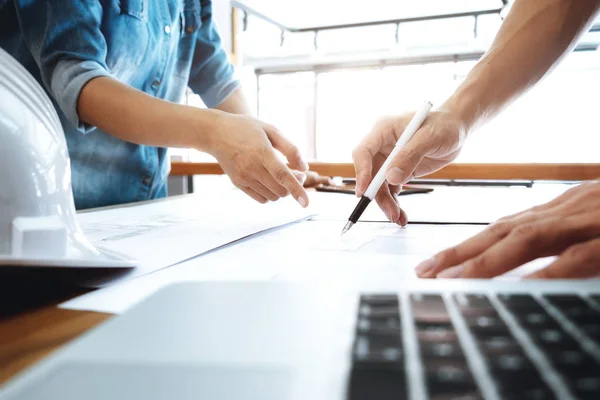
[181,0,201,35]
[120,0,147,21]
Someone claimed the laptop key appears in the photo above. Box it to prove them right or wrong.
[354,334,401,351]
[455,293,499,318]
[428,395,483,400]
[498,294,541,310]
[348,368,407,400]
[544,294,589,307]
[568,311,600,326]
[576,323,600,342]
[548,349,599,377]
[477,334,522,356]
[568,376,600,400]
[497,380,556,400]
[353,349,404,371]
[420,341,465,359]
[356,316,402,336]
[423,360,478,397]
[452,293,494,309]
[411,294,452,324]
[529,327,581,350]
[489,352,538,376]
[417,324,459,343]
[360,294,399,308]
[513,310,561,330]
[359,305,400,318]
[466,315,511,339]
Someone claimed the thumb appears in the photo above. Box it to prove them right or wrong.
[264,124,309,172]
[384,132,430,186]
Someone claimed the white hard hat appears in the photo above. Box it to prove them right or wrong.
[0,47,136,283]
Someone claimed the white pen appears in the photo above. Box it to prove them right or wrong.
[341,100,433,235]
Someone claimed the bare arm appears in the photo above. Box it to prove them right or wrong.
[353,0,600,223]
[77,76,222,151]
[77,76,309,206]
[214,87,253,115]
[444,0,600,131]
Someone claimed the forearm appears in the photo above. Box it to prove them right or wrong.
[444,0,600,131]
[77,76,220,151]
[213,87,253,115]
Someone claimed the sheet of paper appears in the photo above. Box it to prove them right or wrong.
[308,184,573,224]
[61,220,485,314]
[77,189,313,284]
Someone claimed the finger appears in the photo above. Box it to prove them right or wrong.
[249,180,280,202]
[387,185,407,226]
[316,175,334,186]
[526,237,600,279]
[495,196,566,223]
[264,125,308,172]
[498,184,592,222]
[398,208,408,226]
[438,211,600,279]
[415,212,542,278]
[374,184,400,223]
[265,158,309,208]
[352,146,374,198]
[385,129,433,186]
[292,170,308,185]
[240,186,268,204]
[413,158,452,179]
[353,121,392,197]
[260,166,290,198]
[442,216,570,279]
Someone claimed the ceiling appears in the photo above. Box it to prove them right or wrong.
[233,0,507,30]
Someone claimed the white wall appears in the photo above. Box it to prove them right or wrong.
[212,0,232,53]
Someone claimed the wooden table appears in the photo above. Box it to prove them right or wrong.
[0,285,109,385]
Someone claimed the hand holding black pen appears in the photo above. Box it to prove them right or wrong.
[341,101,433,235]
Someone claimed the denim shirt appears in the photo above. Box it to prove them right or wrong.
[0,0,239,209]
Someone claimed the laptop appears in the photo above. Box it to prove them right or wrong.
[1,280,599,400]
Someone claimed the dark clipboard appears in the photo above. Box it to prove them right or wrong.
[315,185,433,196]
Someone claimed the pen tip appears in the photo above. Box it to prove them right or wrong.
[341,221,353,236]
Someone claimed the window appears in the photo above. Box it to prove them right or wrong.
[178,2,600,167]
[241,5,600,164]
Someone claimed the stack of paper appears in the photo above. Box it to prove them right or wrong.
[77,190,314,282]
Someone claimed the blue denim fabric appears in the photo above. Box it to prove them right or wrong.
[0,0,239,209]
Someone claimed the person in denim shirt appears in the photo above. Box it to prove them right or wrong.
[0,0,326,209]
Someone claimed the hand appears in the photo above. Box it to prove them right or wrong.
[352,108,468,225]
[416,181,600,279]
[207,112,309,207]
[292,170,334,188]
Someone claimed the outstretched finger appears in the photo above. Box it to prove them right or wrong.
[525,237,600,279]
[415,211,543,278]
[265,125,308,172]
[264,156,309,208]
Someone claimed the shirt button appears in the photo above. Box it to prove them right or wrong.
[186,26,195,33]
[164,25,171,34]
[152,80,161,88]
[142,176,151,185]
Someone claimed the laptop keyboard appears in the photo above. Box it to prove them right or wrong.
[348,292,600,400]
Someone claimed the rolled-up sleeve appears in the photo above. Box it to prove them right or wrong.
[14,0,111,133]
[187,0,240,108]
